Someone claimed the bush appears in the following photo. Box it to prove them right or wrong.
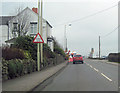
[43,43,55,58]
[2,58,8,81]
[12,36,55,60]
[2,59,37,80]
[8,60,17,79]
[54,46,65,57]
[11,36,37,61]
[2,47,25,60]
[15,59,24,76]
[108,53,119,62]
[24,50,32,59]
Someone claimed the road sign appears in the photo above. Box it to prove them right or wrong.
[33,33,44,43]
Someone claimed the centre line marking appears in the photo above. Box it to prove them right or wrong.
[90,65,93,68]
[94,68,99,72]
[101,73,112,82]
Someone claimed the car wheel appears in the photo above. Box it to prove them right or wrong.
[73,62,75,64]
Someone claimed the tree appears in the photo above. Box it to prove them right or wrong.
[12,7,31,37]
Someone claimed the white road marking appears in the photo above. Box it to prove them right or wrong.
[90,65,93,68]
[93,68,99,72]
[86,63,113,82]
[101,73,112,82]
[119,86,120,88]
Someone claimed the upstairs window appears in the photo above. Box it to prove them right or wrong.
[30,22,37,34]
[13,23,18,32]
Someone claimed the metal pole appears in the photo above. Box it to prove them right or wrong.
[37,0,40,71]
[99,36,100,59]
[40,0,43,68]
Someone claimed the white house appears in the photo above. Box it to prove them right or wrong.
[0,7,54,51]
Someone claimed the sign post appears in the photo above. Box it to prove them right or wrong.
[33,33,44,71]
[40,0,43,68]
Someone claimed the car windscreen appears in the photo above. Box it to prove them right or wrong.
[74,55,81,57]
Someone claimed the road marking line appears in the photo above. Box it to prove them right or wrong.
[119,86,120,88]
[101,73,112,82]
[93,68,99,72]
[90,65,93,68]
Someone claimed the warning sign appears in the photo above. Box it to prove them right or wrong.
[33,33,44,43]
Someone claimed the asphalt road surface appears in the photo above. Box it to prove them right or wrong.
[34,59,118,91]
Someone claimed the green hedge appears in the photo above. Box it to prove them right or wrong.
[108,53,119,62]
[2,59,36,80]
[12,36,55,61]
[54,47,65,57]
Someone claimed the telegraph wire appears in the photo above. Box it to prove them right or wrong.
[101,25,119,38]
[54,4,118,27]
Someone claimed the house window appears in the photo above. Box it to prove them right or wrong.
[13,23,18,32]
[30,22,37,34]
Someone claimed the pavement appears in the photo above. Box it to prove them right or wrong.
[34,59,118,91]
[2,61,67,92]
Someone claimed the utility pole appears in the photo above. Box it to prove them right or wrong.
[99,36,101,59]
[64,24,71,52]
[64,25,67,52]
[37,0,40,71]
[40,0,43,68]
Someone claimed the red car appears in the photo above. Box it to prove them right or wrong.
[73,54,83,64]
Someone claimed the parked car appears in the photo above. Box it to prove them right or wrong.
[73,54,83,64]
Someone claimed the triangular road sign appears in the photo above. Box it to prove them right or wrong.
[33,33,44,43]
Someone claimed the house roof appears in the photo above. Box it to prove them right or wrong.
[5,38,16,43]
[0,16,14,25]
[46,21,52,28]
[0,7,52,28]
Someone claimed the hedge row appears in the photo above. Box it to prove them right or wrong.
[11,36,56,61]
[108,53,120,62]
[2,47,31,60]
[2,54,65,81]
[2,59,36,81]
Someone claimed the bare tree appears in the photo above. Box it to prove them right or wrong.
[12,6,31,37]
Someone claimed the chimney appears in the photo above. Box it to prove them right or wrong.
[32,8,38,14]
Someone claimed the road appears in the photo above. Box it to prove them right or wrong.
[33,59,118,91]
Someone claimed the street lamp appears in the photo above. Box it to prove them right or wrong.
[64,23,71,52]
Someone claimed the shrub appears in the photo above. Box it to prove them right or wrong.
[108,53,119,62]
[54,40,65,57]
[15,59,24,76]
[2,58,8,81]
[2,59,37,80]
[2,47,25,60]
[11,36,37,61]
[24,50,32,59]
[43,43,55,58]
[54,46,65,57]
[12,36,55,60]
[8,60,17,79]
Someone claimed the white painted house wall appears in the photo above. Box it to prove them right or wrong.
[0,25,8,45]
[9,7,52,44]
[5,7,53,51]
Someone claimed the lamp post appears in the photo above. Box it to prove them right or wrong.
[64,24,71,53]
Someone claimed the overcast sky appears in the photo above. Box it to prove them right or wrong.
[1,0,119,56]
